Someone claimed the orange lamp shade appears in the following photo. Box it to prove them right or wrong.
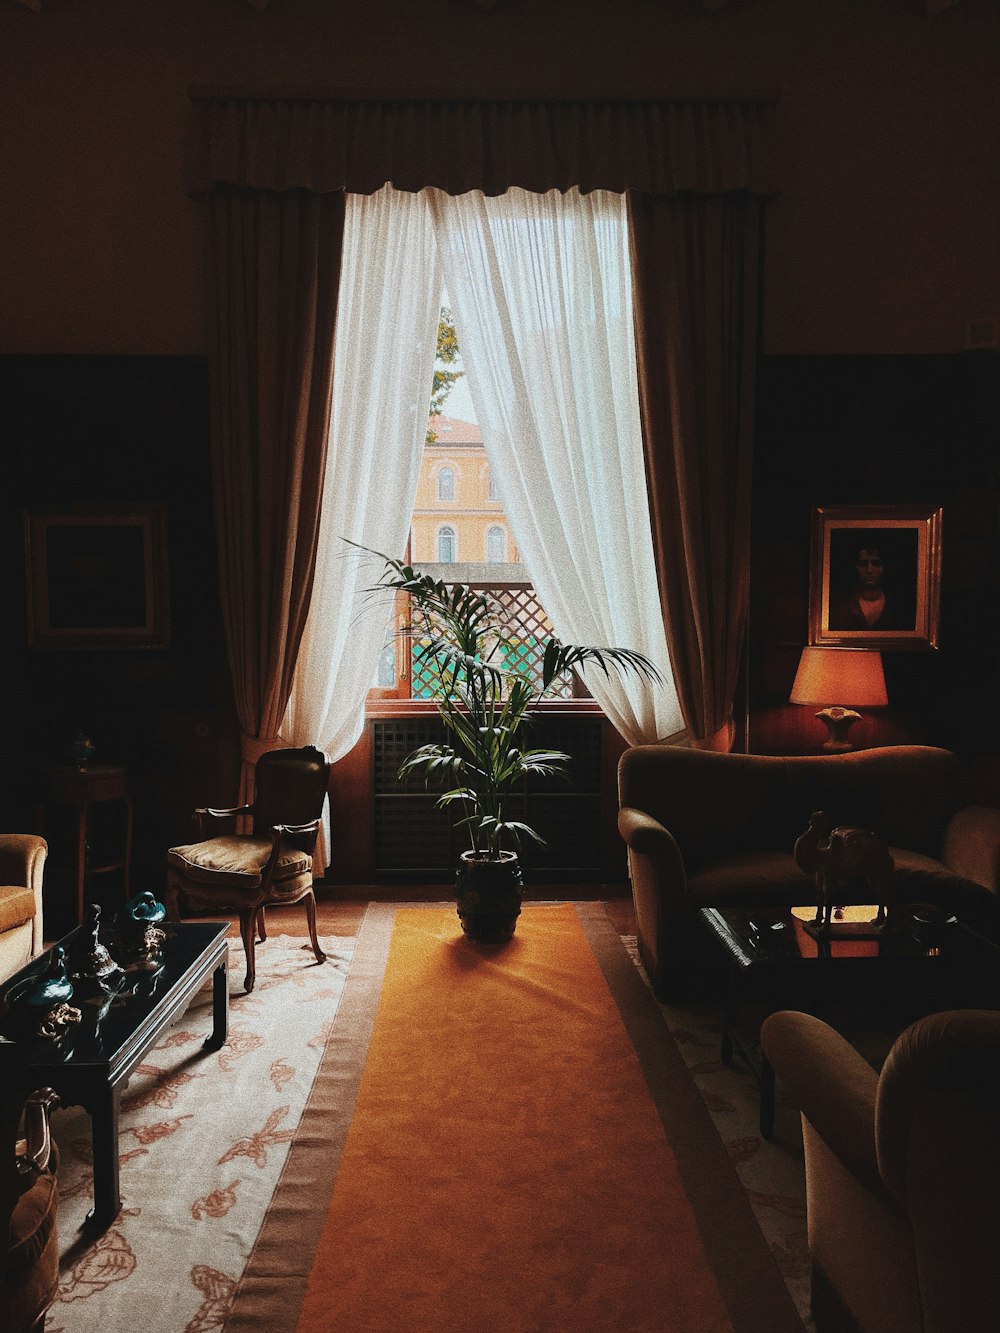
[790,647,888,708]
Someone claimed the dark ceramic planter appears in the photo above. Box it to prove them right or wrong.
[455,850,523,943]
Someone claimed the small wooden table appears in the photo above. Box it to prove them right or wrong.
[41,765,134,926]
[0,920,229,1229]
[700,903,1000,1138]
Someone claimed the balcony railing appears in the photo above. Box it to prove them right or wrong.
[374,564,577,701]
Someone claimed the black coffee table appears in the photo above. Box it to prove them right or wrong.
[0,919,229,1229]
[699,903,1000,1138]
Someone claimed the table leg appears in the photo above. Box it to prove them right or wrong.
[86,1082,123,1230]
[204,958,229,1051]
[75,797,88,927]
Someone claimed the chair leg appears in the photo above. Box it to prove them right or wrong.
[303,890,326,965]
[238,911,257,993]
[257,909,267,943]
[163,881,183,923]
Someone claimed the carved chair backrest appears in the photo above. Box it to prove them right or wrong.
[251,746,330,845]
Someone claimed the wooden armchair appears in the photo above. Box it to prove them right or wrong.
[1,1085,60,1333]
[165,745,330,992]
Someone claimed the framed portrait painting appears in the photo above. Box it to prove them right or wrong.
[808,505,942,651]
[24,503,170,650]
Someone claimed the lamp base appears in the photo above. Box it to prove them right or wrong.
[815,706,861,752]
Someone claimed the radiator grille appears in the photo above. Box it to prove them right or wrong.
[372,716,603,875]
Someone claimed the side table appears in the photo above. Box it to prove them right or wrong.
[699,903,1000,1139]
[40,766,133,927]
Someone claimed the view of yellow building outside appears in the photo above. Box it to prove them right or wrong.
[411,415,521,566]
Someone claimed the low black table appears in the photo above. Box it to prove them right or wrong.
[0,919,229,1229]
[699,903,1000,1138]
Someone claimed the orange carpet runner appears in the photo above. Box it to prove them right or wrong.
[226,903,802,1332]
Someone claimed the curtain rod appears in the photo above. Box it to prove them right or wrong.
[187,86,779,105]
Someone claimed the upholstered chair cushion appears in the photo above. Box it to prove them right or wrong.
[0,888,35,935]
[167,837,312,890]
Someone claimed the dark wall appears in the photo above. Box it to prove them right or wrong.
[5,349,996,905]
[2,354,239,904]
[748,352,1000,760]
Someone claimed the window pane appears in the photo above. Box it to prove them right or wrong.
[437,526,457,562]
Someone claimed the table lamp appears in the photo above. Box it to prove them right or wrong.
[789,647,888,751]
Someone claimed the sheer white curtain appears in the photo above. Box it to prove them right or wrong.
[425,186,682,744]
[283,187,442,861]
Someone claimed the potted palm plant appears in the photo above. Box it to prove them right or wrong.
[363,547,662,943]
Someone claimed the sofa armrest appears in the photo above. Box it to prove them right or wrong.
[761,1010,882,1195]
[617,808,687,909]
[0,835,47,958]
[941,805,1000,893]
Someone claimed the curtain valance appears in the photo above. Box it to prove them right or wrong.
[187,94,777,197]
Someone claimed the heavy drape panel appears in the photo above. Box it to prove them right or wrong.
[427,188,683,746]
[191,91,776,816]
[188,95,777,197]
[628,192,763,750]
[207,186,345,801]
[282,188,442,866]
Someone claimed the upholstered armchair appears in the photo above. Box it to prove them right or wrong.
[1,1085,60,1333]
[0,837,47,988]
[617,745,1000,998]
[761,1008,1000,1333]
[165,745,330,992]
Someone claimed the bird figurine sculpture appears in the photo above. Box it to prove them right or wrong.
[3,945,82,1040]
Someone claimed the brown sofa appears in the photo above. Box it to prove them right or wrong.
[0,837,47,988]
[761,1008,1000,1333]
[617,745,1000,999]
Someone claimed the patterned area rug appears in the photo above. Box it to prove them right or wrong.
[47,934,353,1333]
[620,936,815,1332]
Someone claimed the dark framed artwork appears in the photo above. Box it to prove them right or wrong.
[808,505,942,651]
[24,503,170,649]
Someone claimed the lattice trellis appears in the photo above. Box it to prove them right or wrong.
[409,584,573,700]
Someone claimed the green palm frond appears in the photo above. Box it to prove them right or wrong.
[350,540,664,858]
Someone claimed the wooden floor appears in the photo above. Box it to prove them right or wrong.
[264,883,638,941]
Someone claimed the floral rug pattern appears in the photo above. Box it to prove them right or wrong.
[47,934,352,1333]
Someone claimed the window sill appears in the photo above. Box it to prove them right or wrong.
[364,696,605,720]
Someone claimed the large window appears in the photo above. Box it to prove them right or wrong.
[372,300,578,702]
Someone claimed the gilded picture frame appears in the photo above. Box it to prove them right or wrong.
[24,503,170,650]
[808,505,942,651]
